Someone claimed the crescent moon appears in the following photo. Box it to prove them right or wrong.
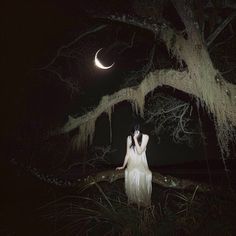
[94,48,114,70]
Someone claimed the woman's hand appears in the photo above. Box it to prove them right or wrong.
[133,130,140,139]
[116,166,125,170]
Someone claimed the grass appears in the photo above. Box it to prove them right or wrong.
[40,181,236,236]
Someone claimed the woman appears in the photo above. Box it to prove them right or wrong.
[116,124,152,207]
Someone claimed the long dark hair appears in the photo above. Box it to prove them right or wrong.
[129,123,142,149]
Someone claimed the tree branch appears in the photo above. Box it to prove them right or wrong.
[95,14,162,34]
[51,69,196,136]
[145,93,198,146]
[77,169,213,193]
[9,158,224,193]
[207,12,236,47]
[171,0,202,42]
[93,13,186,52]
[46,68,80,95]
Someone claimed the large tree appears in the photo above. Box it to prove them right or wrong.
[49,0,235,160]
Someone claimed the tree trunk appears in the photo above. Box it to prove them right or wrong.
[172,0,236,156]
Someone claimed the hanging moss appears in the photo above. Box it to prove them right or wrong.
[162,27,236,158]
[70,72,158,150]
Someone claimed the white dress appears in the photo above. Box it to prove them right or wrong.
[125,136,152,207]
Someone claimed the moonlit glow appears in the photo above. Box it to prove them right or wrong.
[94,48,114,70]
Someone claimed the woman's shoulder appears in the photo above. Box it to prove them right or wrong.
[142,133,149,138]
[142,134,149,143]
[127,135,132,143]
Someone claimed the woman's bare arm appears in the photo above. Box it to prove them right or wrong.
[134,134,149,155]
[116,136,131,170]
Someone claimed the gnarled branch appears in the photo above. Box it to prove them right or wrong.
[77,169,213,193]
[51,69,194,136]
[207,12,236,47]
